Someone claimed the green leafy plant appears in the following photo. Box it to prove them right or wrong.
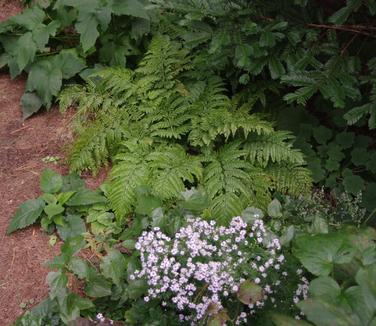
[7,169,107,240]
[273,227,376,326]
[0,0,150,118]
[60,35,311,223]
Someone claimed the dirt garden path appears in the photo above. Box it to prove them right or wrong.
[0,2,105,324]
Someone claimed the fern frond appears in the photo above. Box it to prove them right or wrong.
[244,130,306,167]
[189,106,274,147]
[266,164,312,196]
[148,145,203,199]
[68,116,123,174]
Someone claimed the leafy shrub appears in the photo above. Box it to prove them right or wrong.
[0,0,150,118]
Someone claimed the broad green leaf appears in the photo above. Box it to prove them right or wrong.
[343,175,365,195]
[47,270,68,299]
[356,265,376,310]
[15,32,37,71]
[26,59,62,107]
[68,257,89,279]
[44,203,64,217]
[313,126,332,145]
[40,169,63,193]
[85,269,112,298]
[58,293,94,324]
[362,183,376,211]
[112,0,149,19]
[351,148,369,166]
[241,207,264,224]
[237,280,263,304]
[61,173,85,192]
[268,57,285,79]
[298,298,360,326]
[127,278,148,299]
[53,49,86,79]
[280,225,295,245]
[9,6,45,30]
[57,215,86,241]
[75,13,99,52]
[345,286,374,325]
[234,44,252,68]
[21,92,43,119]
[57,191,76,205]
[66,189,107,206]
[272,313,312,326]
[294,233,355,276]
[100,249,126,285]
[32,21,60,50]
[41,193,57,205]
[268,199,282,218]
[179,188,210,213]
[335,132,354,149]
[7,198,45,234]
[309,277,341,302]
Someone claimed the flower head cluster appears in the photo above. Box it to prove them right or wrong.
[132,216,285,324]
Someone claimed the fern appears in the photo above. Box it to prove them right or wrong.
[108,142,202,218]
[62,35,312,222]
[244,131,305,167]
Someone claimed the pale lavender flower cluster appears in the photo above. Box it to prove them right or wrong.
[132,216,284,324]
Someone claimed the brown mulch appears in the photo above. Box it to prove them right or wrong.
[0,2,107,324]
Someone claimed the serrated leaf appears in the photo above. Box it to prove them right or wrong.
[7,198,45,234]
[57,215,86,241]
[26,59,62,107]
[268,57,285,79]
[100,249,126,285]
[47,270,68,299]
[85,269,112,298]
[61,173,85,192]
[68,257,89,279]
[21,92,43,119]
[32,21,60,50]
[313,126,332,145]
[343,175,365,195]
[40,169,63,193]
[66,189,107,206]
[53,49,86,79]
[335,132,355,149]
[9,6,45,30]
[15,32,37,71]
[351,148,369,166]
[112,0,149,19]
[44,203,65,217]
[75,12,99,52]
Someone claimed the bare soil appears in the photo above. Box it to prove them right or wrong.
[0,2,106,324]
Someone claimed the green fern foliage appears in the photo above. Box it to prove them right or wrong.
[62,35,312,222]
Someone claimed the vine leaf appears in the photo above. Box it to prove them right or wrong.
[112,0,149,20]
[7,198,45,234]
[75,12,99,52]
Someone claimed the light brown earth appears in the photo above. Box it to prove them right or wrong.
[0,2,106,324]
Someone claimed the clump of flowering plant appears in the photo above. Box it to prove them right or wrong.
[132,216,289,324]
